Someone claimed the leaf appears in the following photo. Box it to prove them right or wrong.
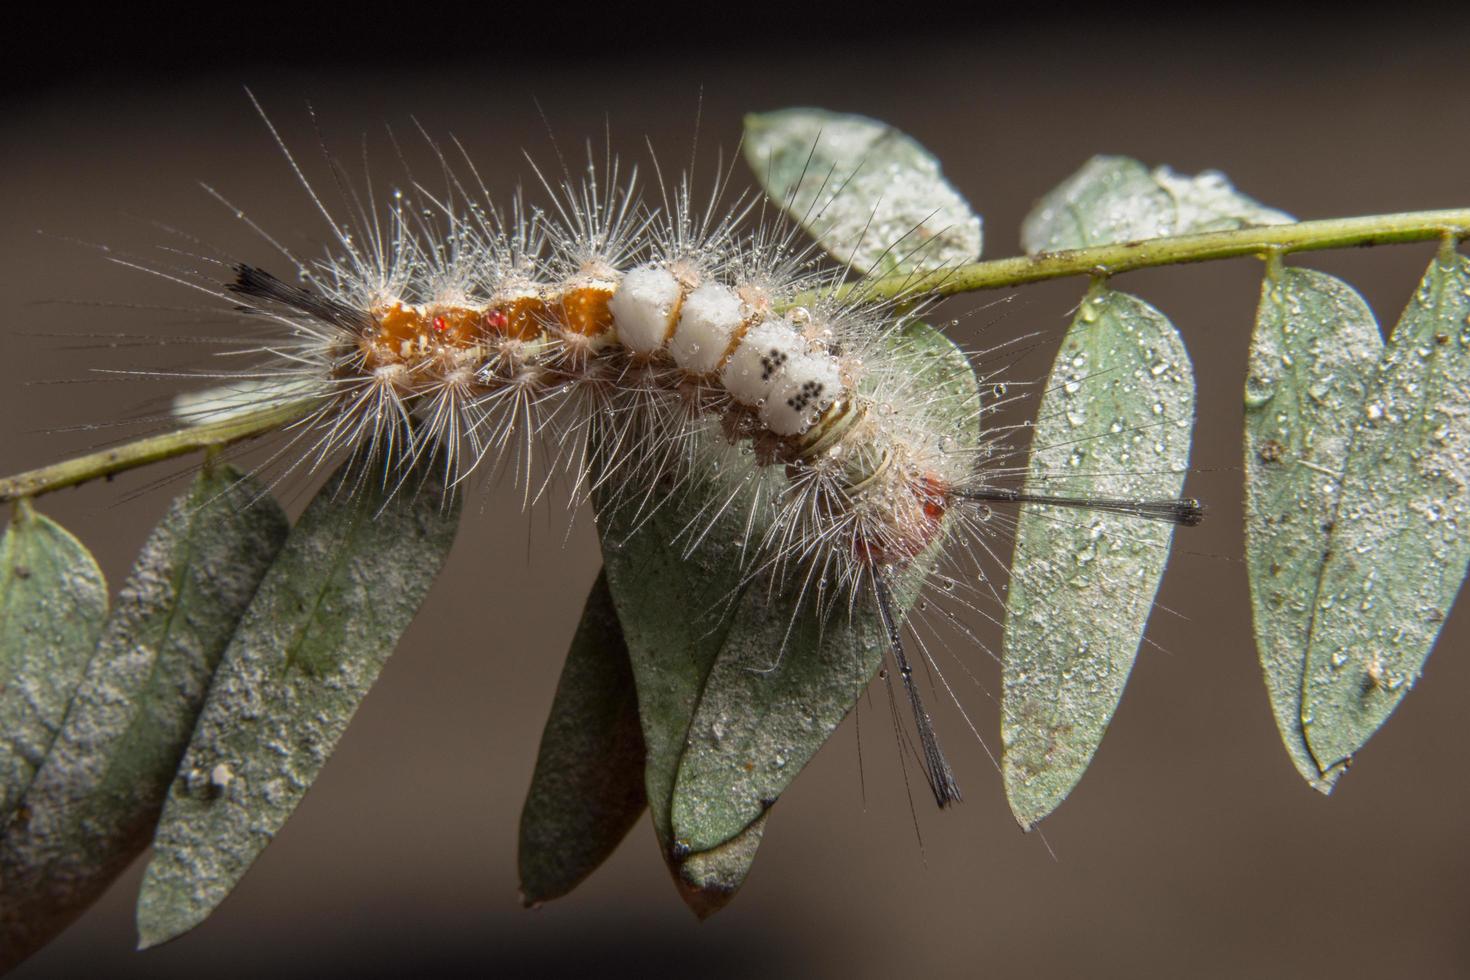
[669,320,980,854]
[0,502,108,823]
[1301,247,1470,773]
[599,319,979,913]
[0,466,288,972]
[517,570,647,907]
[1021,155,1294,255]
[1242,263,1381,792]
[666,579,888,855]
[599,474,752,842]
[742,108,982,276]
[1002,284,1195,829]
[673,815,767,922]
[135,453,461,948]
[599,453,771,914]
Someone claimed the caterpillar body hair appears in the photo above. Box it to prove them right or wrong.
[86,100,1202,809]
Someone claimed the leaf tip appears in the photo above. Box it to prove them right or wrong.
[1304,729,1355,783]
[664,818,766,920]
[1302,757,1349,796]
[1003,757,1073,833]
[1007,801,1043,834]
[134,913,185,952]
[672,871,740,921]
[135,860,210,951]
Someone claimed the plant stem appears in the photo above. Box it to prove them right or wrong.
[830,207,1470,304]
[0,402,316,505]
[4,207,1467,504]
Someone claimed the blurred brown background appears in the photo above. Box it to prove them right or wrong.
[4,6,1469,978]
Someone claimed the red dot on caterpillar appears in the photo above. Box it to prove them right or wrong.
[850,474,952,568]
[917,473,949,524]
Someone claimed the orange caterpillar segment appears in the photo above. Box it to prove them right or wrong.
[359,278,618,373]
[364,302,491,368]
[428,307,487,347]
[486,289,548,341]
[555,279,618,337]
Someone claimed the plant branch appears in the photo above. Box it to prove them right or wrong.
[4,207,1467,505]
[0,401,317,505]
[829,207,1470,304]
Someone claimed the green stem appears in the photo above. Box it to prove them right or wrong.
[826,207,1470,304]
[4,207,1467,504]
[0,401,317,505]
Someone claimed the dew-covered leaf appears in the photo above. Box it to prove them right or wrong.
[518,570,646,907]
[601,318,978,913]
[669,319,980,853]
[0,466,287,971]
[1302,248,1470,773]
[666,569,890,856]
[743,108,982,276]
[598,447,772,915]
[136,453,461,948]
[603,528,771,919]
[1,502,107,823]
[1243,264,1381,792]
[1002,284,1195,829]
[598,471,752,835]
[1021,155,1293,255]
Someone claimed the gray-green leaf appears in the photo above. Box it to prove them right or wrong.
[1002,284,1195,829]
[674,816,767,922]
[669,320,979,854]
[1302,247,1470,773]
[0,466,288,971]
[600,318,978,913]
[1021,155,1293,255]
[599,466,754,842]
[518,570,647,907]
[1,502,107,823]
[136,454,461,948]
[1243,263,1381,792]
[743,108,981,276]
[599,441,777,914]
[666,572,888,856]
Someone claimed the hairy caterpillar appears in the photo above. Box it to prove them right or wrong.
[0,89,1240,963]
[0,99,1219,959]
[101,96,1201,817]
[8,29,1470,971]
